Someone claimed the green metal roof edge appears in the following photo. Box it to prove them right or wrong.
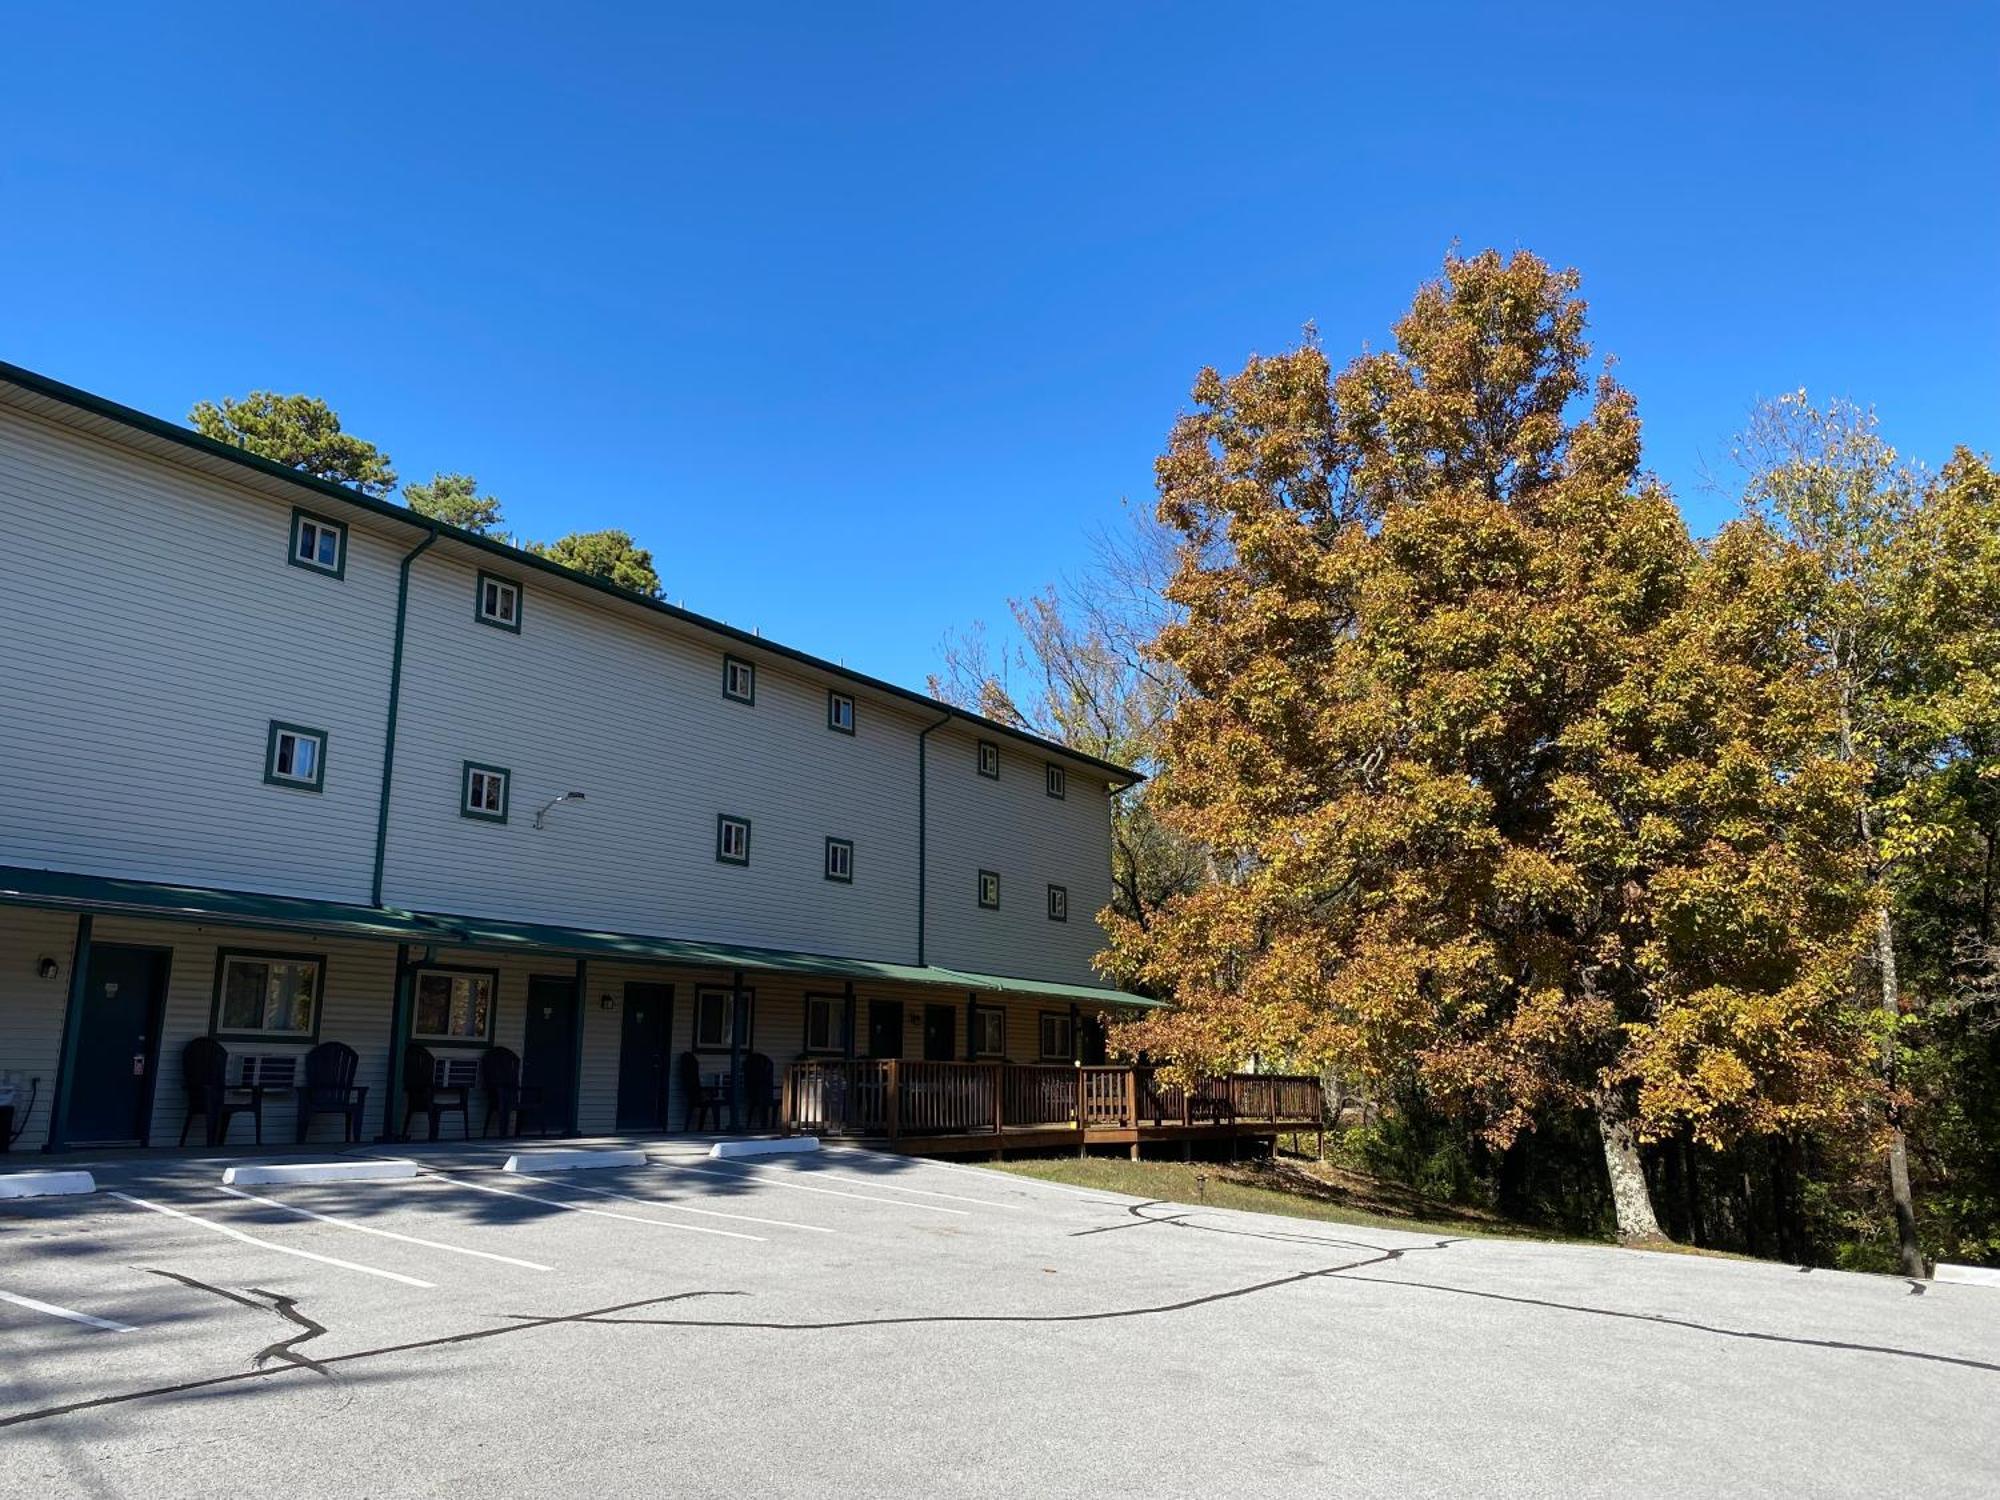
[0,866,450,942]
[0,359,1143,789]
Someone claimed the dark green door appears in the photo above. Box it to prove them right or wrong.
[65,944,171,1145]
[867,1001,903,1059]
[523,975,580,1134]
[922,1004,956,1061]
[617,982,672,1130]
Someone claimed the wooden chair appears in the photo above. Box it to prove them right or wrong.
[402,1043,471,1140]
[744,1052,781,1131]
[679,1051,725,1131]
[179,1036,265,1146]
[294,1042,369,1144]
[481,1045,548,1138]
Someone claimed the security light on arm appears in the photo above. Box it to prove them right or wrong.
[532,792,588,830]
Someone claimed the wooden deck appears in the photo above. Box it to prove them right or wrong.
[782,1060,1323,1158]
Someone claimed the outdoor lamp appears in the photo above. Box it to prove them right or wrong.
[534,791,588,829]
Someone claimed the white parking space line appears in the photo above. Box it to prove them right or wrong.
[662,1161,971,1216]
[752,1166,1022,1209]
[421,1172,766,1242]
[214,1185,554,1271]
[506,1173,834,1234]
[0,1289,136,1334]
[106,1192,437,1288]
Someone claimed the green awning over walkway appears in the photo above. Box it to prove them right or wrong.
[0,866,1160,1011]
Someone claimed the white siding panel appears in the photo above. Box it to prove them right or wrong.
[0,907,83,1151]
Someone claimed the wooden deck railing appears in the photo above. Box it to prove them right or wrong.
[782,1060,1321,1143]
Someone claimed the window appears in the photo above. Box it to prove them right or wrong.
[803,992,848,1055]
[972,1004,1007,1058]
[978,869,1001,909]
[1047,884,1069,923]
[825,836,854,883]
[723,655,756,704]
[264,721,327,792]
[412,967,497,1044]
[461,762,509,823]
[716,814,751,865]
[475,571,522,631]
[695,985,755,1051]
[289,509,346,578]
[977,740,1000,779]
[213,951,323,1039]
[1046,762,1067,799]
[827,690,855,735]
[1039,1011,1074,1061]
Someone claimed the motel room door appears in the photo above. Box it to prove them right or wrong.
[867,1001,904,1059]
[617,982,672,1131]
[64,944,171,1146]
[523,974,580,1134]
[922,1004,956,1061]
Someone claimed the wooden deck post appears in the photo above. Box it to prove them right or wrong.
[780,1064,794,1137]
[886,1058,900,1142]
[991,1061,1004,1135]
[1123,1067,1138,1130]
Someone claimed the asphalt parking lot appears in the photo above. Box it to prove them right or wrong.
[2,1138,1997,1499]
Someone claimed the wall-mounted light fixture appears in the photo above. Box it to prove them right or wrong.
[534,791,588,830]
[37,957,59,981]
[600,994,615,1011]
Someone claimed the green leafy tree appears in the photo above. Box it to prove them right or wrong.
[528,528,663,597]
[404,472,505,535]
[189,392,397,497]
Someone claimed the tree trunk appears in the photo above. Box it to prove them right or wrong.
[1593,1089,1664,1242]
[1875,903,1925,1277]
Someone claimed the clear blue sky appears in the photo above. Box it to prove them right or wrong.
[4,4,1994,693]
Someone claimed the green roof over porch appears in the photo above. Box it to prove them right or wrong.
[0,866,1160,1011]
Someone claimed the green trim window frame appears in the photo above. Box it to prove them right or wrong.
[723,654,756,704]
[461,762,510,823]
[977,740,1000,779]
[1039,1010,1074,1061]
[694,984,755,1053]
[1045,762,1067,799]
[971,1002,1007,1058]
[802,991,848,1055]
[827,689,856,734]
[211,948,325,1042]
[411,964,499,1046]
[288,508,347,579]
[977,869,1001,910]
[264,721,328,792]
[1047,884,1069,923]
[824,836,854,883]
[475,571,523,632]
[716,814,752,865]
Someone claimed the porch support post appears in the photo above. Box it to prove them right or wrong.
[964,989,976,1061]
[570,957,587,1136]
[728,967,747,1132]
[42,913,93,1153]
[380,943,413,1141]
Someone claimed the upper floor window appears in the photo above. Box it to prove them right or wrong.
[977,740,1000,779]
[716,814,752,865]
[803,992,847,1055]
[476,572,522,632]
[412,966,497,1045]
[825,836,854,883]
[289,509,346,578]
[828,690,855,735]
[1047,884,1069,923]
[723,655,756,704]
[978,869,1001,909]
[461,762,510,823]
[972,1004,1006,1058]
[1046,762,1067,799]
[264,721,327,793]
[214,950,323,1039]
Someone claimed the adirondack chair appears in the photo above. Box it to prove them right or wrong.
[679,1051,725,1131]
[480,1046,548,1138]
[402,1043,471,1140]
[744,1051,781,1131]
[294,1041,369,1144]
[179,1036,265,1146]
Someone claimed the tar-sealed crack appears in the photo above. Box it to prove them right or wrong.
[144,1269,331,1377]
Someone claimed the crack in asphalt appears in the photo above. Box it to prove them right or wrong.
[142,1270,332,1377]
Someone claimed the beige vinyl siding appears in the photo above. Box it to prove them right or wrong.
[920,725,1115,986]
[0,906,83,1151]
[0,404,398,903]
[381,547,925,960]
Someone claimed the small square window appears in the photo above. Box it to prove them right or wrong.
[977,740,1000,779]
[695,985,754,1051]
[804,993,848,1055]
[723,655,756,704]
[717,814,752,865]
[476,572,522,632]
[1046,762,1067,799]
[978,869,1001,909]
[972,1004,1007,1058]
[828,691,855,735]
[289,509,346,578]
[1040,1011,1074,1061]
[461,762,510,823]
[825,836,854,883]
[1047,884,1069,923]
[264,721,327,792]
